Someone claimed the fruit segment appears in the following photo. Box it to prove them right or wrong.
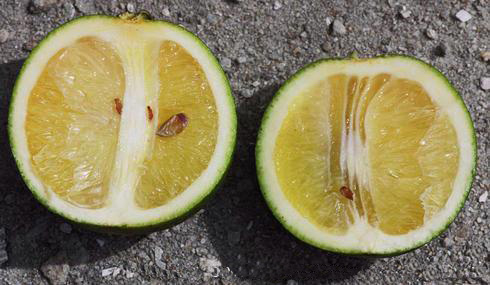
[26,37,125,209]
[274,73,459,235]
[135,41,218,209]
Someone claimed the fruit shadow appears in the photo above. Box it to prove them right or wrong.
[0,59,141,269]
[202,85,374,282]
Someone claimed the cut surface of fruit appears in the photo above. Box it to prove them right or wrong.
[9,15,236,229]
[257,56,475,254]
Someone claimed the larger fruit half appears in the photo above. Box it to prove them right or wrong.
[256,56,476,255]
[9,14,236,231]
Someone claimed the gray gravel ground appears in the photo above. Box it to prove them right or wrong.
[0,0,489,284]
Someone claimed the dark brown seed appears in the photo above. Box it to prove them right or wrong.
[340,186,353,200]
[156,113,188,137]
[147,106,153,121]
[114,98,122,115]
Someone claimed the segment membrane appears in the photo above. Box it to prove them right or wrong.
[274,73,459,235]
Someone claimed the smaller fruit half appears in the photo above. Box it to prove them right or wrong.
[256,56,476,255]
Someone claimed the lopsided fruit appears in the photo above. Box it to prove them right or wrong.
[256,55,476,255]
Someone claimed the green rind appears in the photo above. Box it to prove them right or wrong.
[255,55,477,256]
[8,15,237,233]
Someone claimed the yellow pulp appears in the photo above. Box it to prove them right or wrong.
[274,74,459,235]
[25,37,218,209]
[135,42,217,209]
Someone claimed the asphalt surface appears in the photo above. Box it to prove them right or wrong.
[0,1,488,284]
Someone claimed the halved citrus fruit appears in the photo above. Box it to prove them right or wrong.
[8,14,236,232]
[256,56,476,255]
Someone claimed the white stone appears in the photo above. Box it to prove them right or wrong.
[481,77,490,90]
[273,1,282,10]
[125,270,135,278]
[479,191,488,203]
[325,16,332,26]
[332,19,347,35]
[426,28,437,40]
[455,10,472,22]
[101,267,118,277]
[126,3,135,13]
[400,9,411,19]
[199,257,221,276]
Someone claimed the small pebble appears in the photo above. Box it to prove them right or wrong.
[481,51,490,62]
[321,41,331,52]
[59,223,72,234]
[0,29,10,43]
[221,57,232,68]
[287,280,299,285]
[64,2,75,18]
[273,1,282,10]
[125,270,135,278]
[426,28,437,40]
[154,246,166,270]
[29,0,60,13]
[455,10,472,22]
[199,257,221,274]
[74,0,93,14]
[332,19,347,35]
[162,7,170,17]
[40,252,70,284]
[325,16,332,26]
[252,81,260,87]
[207,14,218,25]
[387,0,396,8]
[101,267,118,277]
[237,56,247,64]
[399,9,411,19]
[480,78,490,91]
[479,191,488,202]
[126,3,135,13]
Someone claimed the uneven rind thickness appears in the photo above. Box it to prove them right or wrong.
[8,15,237,233]
[255,55,476,255]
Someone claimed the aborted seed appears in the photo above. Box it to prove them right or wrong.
[157,113,188,137]
[147,106,153,121]
[340,186,353,200]
[114,98,122,114]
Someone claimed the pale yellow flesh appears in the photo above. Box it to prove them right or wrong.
[274,73,459,235]
[25,37,218,209]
